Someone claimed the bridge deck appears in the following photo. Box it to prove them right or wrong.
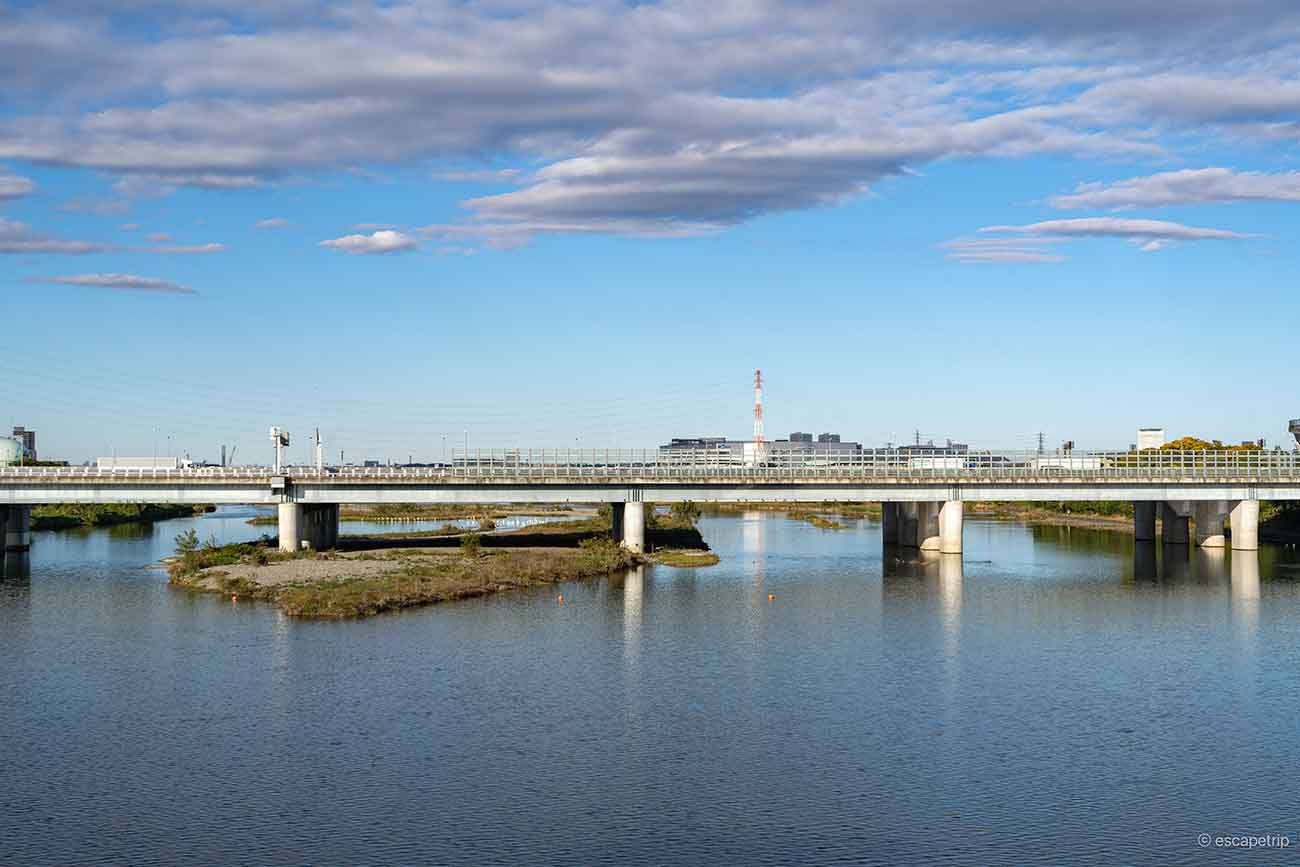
[2,449,1298,504]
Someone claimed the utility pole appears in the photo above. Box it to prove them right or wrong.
[1037,431,1046,454]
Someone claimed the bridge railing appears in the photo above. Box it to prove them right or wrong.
[2,449,1299,482]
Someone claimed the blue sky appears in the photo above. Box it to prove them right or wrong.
[2,1,1299,464]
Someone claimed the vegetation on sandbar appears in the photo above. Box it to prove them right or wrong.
[168,534,638,619]
[650,549,721,567]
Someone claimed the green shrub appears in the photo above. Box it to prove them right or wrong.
[174,528,200,553]
[460,532,482,557]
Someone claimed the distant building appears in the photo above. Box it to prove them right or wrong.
[659,432,863,465]
[12,426,35,460]
[1138,428,1165,450]
[96,456,180,470]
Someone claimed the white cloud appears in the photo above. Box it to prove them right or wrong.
[2,3,1300,244]
[1050,168,1300,210]
[146,232,172,242]
[145,242,226,254]
[29,273,196,294]
[949,216,1256,262]
[319,229,417,255]
[0,218,110,254]
[254,217,288,229]
[0,168,36,200]
[979,217,1253,242]
[947,249,1067,263]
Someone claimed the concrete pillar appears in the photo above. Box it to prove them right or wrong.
[1161,502,1189,546]
[621,501,645,553]
[918,502,942,551]
[938,500,963,554]
[898,502,919,548]
[278,503,302,553]
[610,502,625,543]
[4,505,31,552]
[881,502,898,546]
[1133,502,1156,542]
[1193,500,1229,548]
[1230,500,1259,551]
[297,503,339,550]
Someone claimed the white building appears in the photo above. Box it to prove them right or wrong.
[1137,428,1165,450]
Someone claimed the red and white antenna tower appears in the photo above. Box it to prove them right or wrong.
[753,369,764,446]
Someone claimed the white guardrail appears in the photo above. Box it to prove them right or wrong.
[2,449,1299,482]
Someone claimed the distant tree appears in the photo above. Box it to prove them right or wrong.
[1159,436,1260,451]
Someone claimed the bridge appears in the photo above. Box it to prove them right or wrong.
[2,448,1297,558]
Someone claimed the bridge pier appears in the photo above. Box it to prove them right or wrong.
[938,500,963,554]
[896,502,919,547]
[881,502,899,545]
[918,502,942,551]
[278,503,340,552]
[619,502,645,553]
[610,502,625,544]
[1230,500,1259,551]
[1193,500,1229,548]
[4,504,31,552]
[1161,502,1190,546]
[886,501,962,553]
[1133,502,1156,542]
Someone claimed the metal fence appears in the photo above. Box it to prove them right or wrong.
[2,449,1300,482]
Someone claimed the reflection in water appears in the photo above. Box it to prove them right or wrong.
[1192,547,1229,589]
[1133,542,1157,581]
[741,511,765,593]
[1161,544,1190,582]
[621,565,645,727]
[2,550,31,581]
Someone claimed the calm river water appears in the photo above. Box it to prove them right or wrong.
[2,508,1300,866]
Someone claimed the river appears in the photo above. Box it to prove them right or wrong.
[2,508,1299,866]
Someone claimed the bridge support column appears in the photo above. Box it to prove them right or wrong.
[1230,500,1259,551]
[1161,502,1189,546]
[898,502,919,548]
[4,505,31,552]
[881,503,898,546]
[918,502,942,551]
[278,503,302,553]
[1134,502,1156,542]
[300,504,339,550]
[610,502,625,544]
[1193,501,1229,548]
[620,502,645,553]
[938,501,963,554]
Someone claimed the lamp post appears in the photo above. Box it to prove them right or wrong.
[153,427,158,468]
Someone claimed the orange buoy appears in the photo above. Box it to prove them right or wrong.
[767,593,775,601]
[231,595,238,602]
[557,595,565,604]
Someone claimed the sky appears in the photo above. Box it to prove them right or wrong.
[1,0,1299,465]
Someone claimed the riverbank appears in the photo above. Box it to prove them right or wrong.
[169,537,639,619]
[32,503,214,531]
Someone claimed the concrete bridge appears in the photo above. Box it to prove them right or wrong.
[2,449,1297,557]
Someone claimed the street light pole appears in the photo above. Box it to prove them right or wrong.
[153,427,158,467]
